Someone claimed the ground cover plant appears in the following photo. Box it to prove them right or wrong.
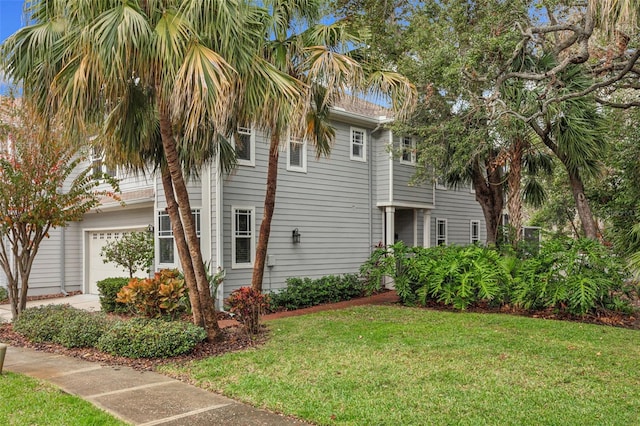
[0,372,127,425]
[11,304,206,358]
[161,305,640,425]
[361,239,638,316]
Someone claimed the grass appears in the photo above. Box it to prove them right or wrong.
[0,372,128,426]
[161,305,640,425]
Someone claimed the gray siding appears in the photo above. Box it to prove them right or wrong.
[391,135,434,205]
[431,186,486,246]
[221,120,377,298]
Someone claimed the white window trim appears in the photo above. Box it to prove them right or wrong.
[436,218,447,246]
[286,134,307,173]
[350,127,367,162]
[470,220,480,244]
[435,176,447,190]
[233,126,255,167]
[400,136,416,165]
[156,209,201,268]
[231,206,255,269]
[90,147,117,177]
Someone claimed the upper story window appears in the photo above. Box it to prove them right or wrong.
[470,220,480,244]
[400,136,416,164]
[232,206,255,268]
[233,126,255,167]
[157,209,201,266]
[90,147,116,177]
[350,127,367,162]
[436,218,447,246]
[435,176,447,190]
[287,134,307,172]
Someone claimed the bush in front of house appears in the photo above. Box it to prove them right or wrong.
[225,287,270,335]
[268,274,364,311]
[0,286,7,302]
[116,269,188,319]
[97,277,131,313]
[361,239,637,316]
[96,317,206,358]
[13,305,108,348]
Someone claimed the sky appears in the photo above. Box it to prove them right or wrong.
[0,0,25,87]
[0,0,23,42]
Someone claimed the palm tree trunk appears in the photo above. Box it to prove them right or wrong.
[157,101,221,341]
[507,139,524,244]
[160,167,204,327]
[567,168,599,239]
[252,133,280,292]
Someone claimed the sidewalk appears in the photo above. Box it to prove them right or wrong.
[3,346,307,425]
[0,293,101,323]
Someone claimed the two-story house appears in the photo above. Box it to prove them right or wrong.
[1,99,486,301]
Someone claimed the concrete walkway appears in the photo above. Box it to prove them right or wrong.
[0,293,101,323]
[3,346,306,425]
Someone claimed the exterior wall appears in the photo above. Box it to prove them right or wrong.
[391,135,434,206]
[431,186,486,246]
[221,118,378,298]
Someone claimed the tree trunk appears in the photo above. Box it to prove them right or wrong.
[567,168,599,239]
[157,101,221,341]
[251,133,280,292]
[160,167,204,327]
[506,139,524,244]
[471,156,504,246]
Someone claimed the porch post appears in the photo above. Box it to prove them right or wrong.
[385,207,395,247]
[423,210,431,248]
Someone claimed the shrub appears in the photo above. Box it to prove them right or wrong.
[116,269,188,319]
[14,305,108,348]
[0,286,7,302]
[268,274,364,311]
[14,304,76,342]
[97,277,130,313]
[225,287,269,335]
[96,317,206,358]
[512,237,633,315]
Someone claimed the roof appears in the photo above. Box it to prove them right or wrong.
[333,96,392,120]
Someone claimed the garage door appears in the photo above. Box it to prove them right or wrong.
[88,228,147,294]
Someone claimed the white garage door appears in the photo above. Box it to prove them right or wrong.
[88,228,147,294]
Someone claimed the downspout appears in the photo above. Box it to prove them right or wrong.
[59,227,68,296]
[368,130,373,250]
[388,129,394,204]
[215,153,224,310]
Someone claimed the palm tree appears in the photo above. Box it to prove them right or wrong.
[2,0,303,340]
[246,0,416,292]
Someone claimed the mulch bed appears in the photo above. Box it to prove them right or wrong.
[0,322,265,371]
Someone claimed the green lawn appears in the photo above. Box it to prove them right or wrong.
[161,305,640,426]
[0,372,128,426]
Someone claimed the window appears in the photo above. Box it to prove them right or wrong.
[436,218,447,246]
[287,134,307,172]
[90,147,116,177]
[350,127,367,162]
[234,126,255,166]
[470,220,480,244]
[232,207,255,268]
[436,176,447,190]
[400,136,416,164]
[157,209,201,265]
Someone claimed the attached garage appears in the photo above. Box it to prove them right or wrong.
[86,227,149,294]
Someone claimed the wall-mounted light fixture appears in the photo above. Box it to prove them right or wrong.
[292,228,301,244]
[147,224,154,233]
